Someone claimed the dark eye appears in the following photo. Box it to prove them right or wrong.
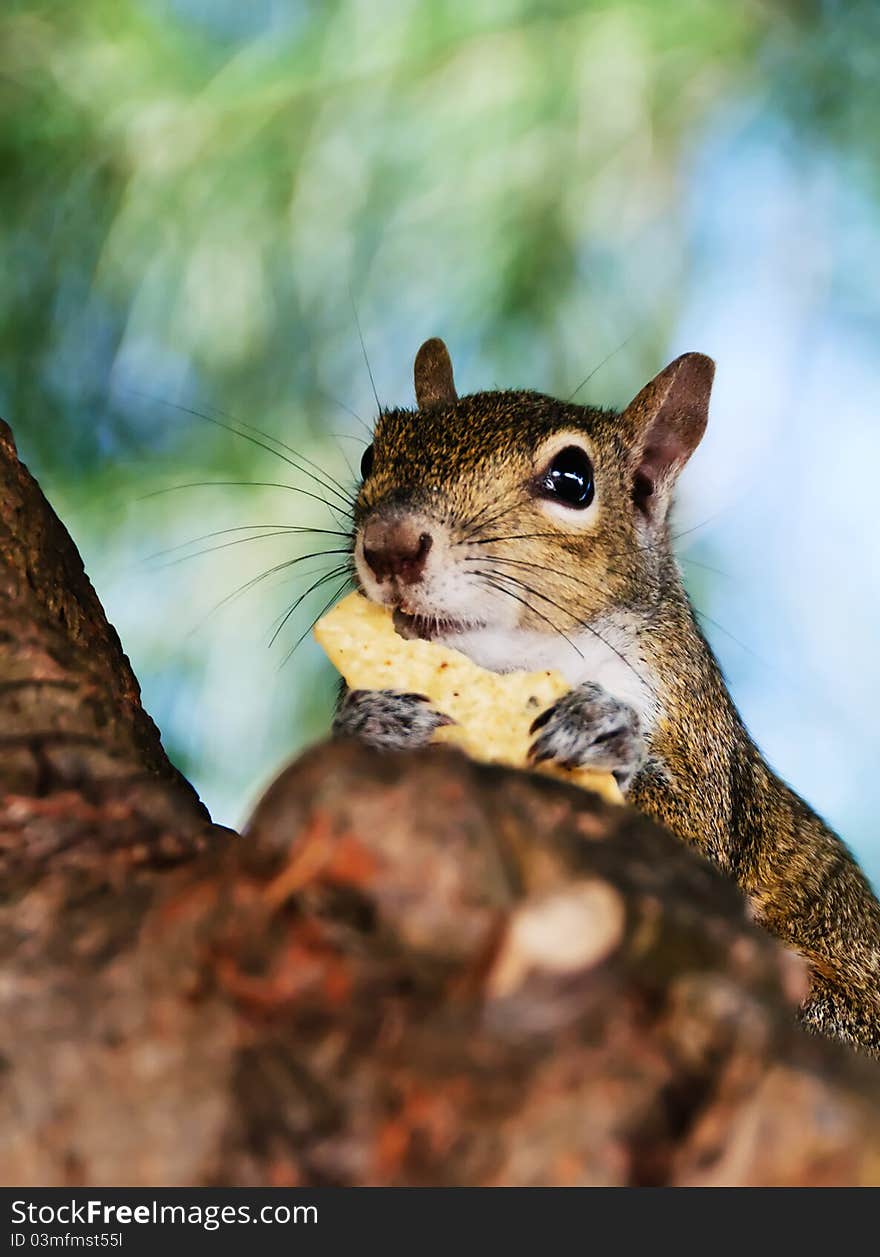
[540,445,595,509]
[360,443,374,480]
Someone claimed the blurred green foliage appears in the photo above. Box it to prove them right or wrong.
[2,0,879,825]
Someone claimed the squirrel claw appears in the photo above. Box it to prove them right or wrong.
[333,688,453,751]
[529,706,554,734]
[528,682,645,792]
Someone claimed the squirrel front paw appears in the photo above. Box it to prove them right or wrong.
[528,682,645,791]
[333,688,453,752]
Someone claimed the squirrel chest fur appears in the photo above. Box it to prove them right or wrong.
[334,337,880,1054]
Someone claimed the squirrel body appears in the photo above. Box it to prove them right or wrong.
[334,338,880,1053]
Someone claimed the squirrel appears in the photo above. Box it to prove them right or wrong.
[333,336,880,1054]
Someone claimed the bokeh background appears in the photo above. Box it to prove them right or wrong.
[2,0,879,884]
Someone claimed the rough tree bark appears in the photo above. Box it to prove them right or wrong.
[1,417,879,1187]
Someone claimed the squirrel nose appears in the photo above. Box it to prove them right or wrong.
[362,519,433,585]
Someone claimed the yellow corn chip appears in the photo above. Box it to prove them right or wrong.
[315,592,622,804]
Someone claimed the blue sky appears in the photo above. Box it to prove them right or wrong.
[674,107,880,885]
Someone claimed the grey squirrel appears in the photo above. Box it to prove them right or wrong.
[334,337,880,1054]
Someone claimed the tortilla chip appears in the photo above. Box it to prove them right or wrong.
[315,592,622,804]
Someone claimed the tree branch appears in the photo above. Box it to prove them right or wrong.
[2,417,879,1187]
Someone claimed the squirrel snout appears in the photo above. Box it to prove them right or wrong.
[362,518,433,585]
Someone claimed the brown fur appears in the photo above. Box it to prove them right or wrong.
[353,350,880,1053]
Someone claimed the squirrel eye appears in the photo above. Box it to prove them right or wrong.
[360,443,375,480]
[540,445,595,509]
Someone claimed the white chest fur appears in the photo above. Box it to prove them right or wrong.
[434,616,661,732]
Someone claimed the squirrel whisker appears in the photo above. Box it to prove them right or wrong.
[146,524,352,563]
[269,562,355,650]
[140,481,354,524]
[475,571,584,659]
[129,392,356,512]
[480,566,657,697]
[150,533,353,571]
[280,575,354,667]
[187,548,353,639]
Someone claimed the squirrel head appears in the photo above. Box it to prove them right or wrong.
[353,338,714,647]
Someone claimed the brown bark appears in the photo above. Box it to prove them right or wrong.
[1,418,880,1187]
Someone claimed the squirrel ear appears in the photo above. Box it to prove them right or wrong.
[414,338,458,408]
[621,352,714,523]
